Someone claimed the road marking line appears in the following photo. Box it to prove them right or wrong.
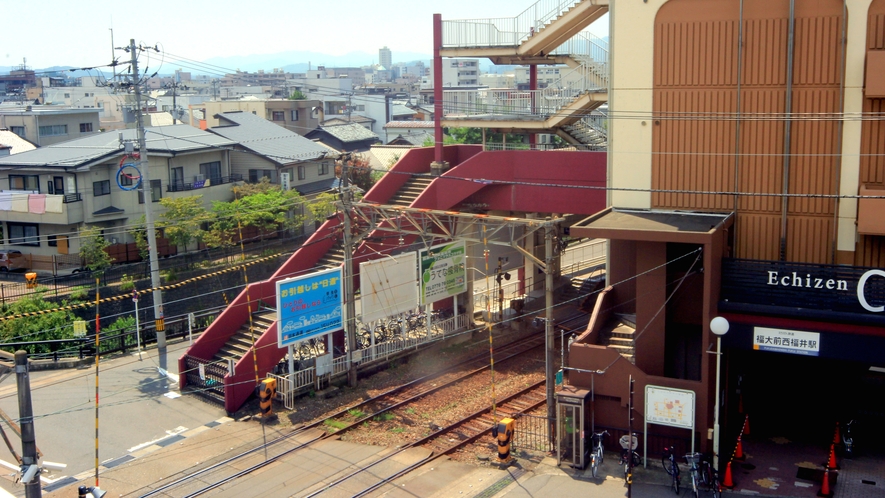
[127,426,188,453]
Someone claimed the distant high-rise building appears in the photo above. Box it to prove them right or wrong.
[379,46,392,69]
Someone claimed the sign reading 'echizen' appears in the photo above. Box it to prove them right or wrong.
[276,268,343,348]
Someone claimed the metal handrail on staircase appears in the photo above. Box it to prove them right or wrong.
[441,0,583,48]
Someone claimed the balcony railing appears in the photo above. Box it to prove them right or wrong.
[442,71,604,119]
[63,193,82,203]
[166,174,243,193]
[441,0,583,48]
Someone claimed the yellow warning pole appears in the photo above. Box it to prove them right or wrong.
[483,224,496,420]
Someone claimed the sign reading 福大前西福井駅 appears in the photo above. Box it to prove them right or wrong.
[753,327,820,356]
[276,267,343,348]
[419,241,467,305]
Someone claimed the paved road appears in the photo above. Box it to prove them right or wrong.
[0,338,227,495]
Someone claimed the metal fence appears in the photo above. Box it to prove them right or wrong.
[0,306,223,361]
[513,413,554,453]
[268,313,470,410]
[0,231,306,305]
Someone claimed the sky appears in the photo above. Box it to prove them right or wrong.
[2,0,608,71]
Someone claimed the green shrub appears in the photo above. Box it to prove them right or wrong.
[119,274,135,292]
[70,286,88,301]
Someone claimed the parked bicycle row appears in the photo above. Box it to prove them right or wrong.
[586,429,721,498]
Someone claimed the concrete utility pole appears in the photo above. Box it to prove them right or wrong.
[340,156,358,388]
[130,39,166,351]
[545,220,555,425]
[15,351,41,498]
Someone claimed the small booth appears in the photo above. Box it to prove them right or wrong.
[557,386,590,469]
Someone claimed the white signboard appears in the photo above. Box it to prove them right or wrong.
[645,385,695,430]
[360,252,419,323]
[419,241,467,304]
[753,327,820,356]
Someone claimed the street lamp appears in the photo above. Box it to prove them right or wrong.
[710,316,730,472]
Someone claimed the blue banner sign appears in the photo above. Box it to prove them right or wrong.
[276,268,343,348]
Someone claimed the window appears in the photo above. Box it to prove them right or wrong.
[9,175,39,191]
[291,110,299,121]
[93,180,110,196]
[272,111,285,121]
[138,180,162,203]
[199,161,222,184]
[64,93,71,98]
[48,235,58,247]
[120,172,133,187]
[318,162,329,176]
[48,176,65,195]
[38,125,67,137]
[170,167,184,190]
[10,126,24,138]
[80,122,93,133]
[297,165,306,180]
[8,223,39,246]
[248,169,273,183]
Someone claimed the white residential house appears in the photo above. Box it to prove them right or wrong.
[0,125,237,258]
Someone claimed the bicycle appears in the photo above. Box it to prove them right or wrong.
[589,430,609,478]
[684,453,702,498]
[700,456,721,498]
[661,446,680,494]
[619,434,641,483]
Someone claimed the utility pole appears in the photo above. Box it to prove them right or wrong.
[129,39,166,351]
[15,351,41,498]
[340,155,358,388]
[545,219,555,427]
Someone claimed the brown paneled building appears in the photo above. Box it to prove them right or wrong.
[441,0,885,473]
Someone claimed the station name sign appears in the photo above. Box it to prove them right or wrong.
[765,269,884,313]
[721,259,885,315]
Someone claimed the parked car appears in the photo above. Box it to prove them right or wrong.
[0,250,27,271]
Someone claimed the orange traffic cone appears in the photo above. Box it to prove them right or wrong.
[722,460,736,489]
[744,414,751,436]
[818,466,834,497]
[833,422,841,446]
[827,443,839,470]
[734,436,745,460]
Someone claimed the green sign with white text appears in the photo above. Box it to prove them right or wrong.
[419,241,467,304]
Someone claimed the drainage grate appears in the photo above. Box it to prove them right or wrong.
[862,479,877,485]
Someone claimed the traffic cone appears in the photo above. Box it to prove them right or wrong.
[827,443,839,470]
[817,466,834,497]
[833,422,840,446]
[744,414,751,436]
[734,436,745,460]
[722,460,736,489]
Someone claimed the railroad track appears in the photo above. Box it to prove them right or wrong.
[304,380,547,498]
[139,329,547,498]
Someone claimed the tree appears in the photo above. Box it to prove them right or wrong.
[79,226,114,273]
[209,179,305,245]
[308,191,338,222]
[336,153,377,193]
[288,90,306,100]
[157,195,212,251]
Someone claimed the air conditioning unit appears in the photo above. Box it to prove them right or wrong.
[194,174,205,182]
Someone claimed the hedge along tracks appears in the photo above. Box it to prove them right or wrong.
[138,329,546,498]
[302,380,547,498]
